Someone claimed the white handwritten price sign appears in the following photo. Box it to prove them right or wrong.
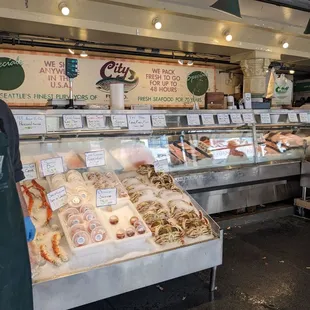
[187,114,201,126]
[85,150,105,168]
[96,188,117,207]
[230,114,243,124]
[260,113,271,124]
[14,115,46,135]
[242,113,255,124]
[63,115,83,129]
[22,163,37,181]
[201,114,215,125]
[217,114,230,125]
[288,113,299,123]
[47,187,67,211]
[151,115,167,127]
[127,115,152,130]
[41,157,64,177]
[300,113,309,123]
[154,159,169,172]
[111,115,128,128]
[86,115,106,129]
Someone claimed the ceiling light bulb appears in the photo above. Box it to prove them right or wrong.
[153,18,162,30]
[80,51,88,57]
[289,70,295,74]
[178,59,184,65]
[68,49,75,55]
[187,60,194,66]
[59,2,70,16]
[226,34,233,42]
[282,41,289,49]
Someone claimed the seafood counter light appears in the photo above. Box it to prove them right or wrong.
[13,108,310,309]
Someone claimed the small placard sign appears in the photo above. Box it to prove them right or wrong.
[14,115,47,135]
[260,113,271,124]
[86,115,106,129]
[127,115,152,131]
[111,115,128,128]
[85,150,105,168]
[96,188,117,207]
[22,163,37,181]
[41,157,64,177]
[47,186,67,211]
[63,115,83,129]
[151,115,167,127]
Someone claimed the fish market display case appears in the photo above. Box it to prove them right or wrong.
[14,109,310,310]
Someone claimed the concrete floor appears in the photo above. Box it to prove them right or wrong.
[73,216,310,310]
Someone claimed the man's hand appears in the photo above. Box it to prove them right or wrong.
[24,216,36,242]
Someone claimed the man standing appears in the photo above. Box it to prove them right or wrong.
[0,99,36,309]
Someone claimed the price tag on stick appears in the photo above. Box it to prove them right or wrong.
[63,115,83,129]
[22,163,37,181]
[242,113,255,124]
[86,115,106,129]
[230,114,243,124]
[260,113,271,124]
[14,115,47,135]
[300,113,309,123]
[201,114,215,125]
[111,115,128,128]
[154,159,169,172]
[288,113,299,123]
[41,157,64,177]
[217,114,230,125]
[96,188,117,207]
[151,115,167,127]
[187,114,201,126]
[127,115,152,131]
[47,187,67,211]
[85,151,105,168]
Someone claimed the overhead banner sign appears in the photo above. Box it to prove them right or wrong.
[0,50,215,108]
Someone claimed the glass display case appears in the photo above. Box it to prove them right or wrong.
[13,108,310,310]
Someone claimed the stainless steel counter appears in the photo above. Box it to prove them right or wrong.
[174,161,301,214]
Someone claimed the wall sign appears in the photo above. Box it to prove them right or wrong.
[0,50,215,108]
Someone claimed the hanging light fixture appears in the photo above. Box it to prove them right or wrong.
[289,70,295,74]
[282,41,289,49]
[152,18,162,30]
[59,2,70,16]
[68,48,75,55]
[187,60,194,66]
[178,59,184,65]
[80,51,88,57]
[304,18,310,34]
[223,30,233,42]
[210,0,241,18]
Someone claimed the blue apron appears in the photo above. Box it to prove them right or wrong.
[0,132,33,310]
